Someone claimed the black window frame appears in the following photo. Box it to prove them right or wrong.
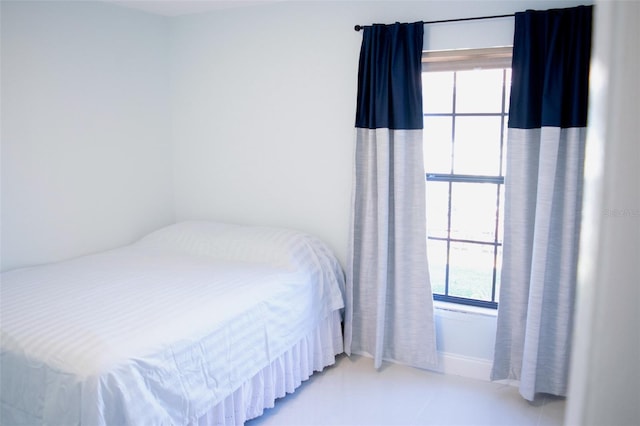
[422,48,512,310]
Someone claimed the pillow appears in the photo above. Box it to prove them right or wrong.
[134,221,307,268]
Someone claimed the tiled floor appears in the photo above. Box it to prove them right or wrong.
[246,354,566,426]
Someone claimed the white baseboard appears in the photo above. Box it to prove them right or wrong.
[436,351,494,381]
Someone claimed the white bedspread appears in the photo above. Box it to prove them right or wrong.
[0,221,345,425]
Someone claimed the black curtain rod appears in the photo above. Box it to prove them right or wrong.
[354,14,514,31]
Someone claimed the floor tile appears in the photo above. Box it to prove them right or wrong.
[246,355,566,426]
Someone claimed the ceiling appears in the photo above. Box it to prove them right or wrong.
[104,0,282,17]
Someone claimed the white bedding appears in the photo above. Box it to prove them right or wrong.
[0,221,345,425]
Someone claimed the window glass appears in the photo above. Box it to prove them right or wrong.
[497,183,505,241]
[453,116,502,175]
[422,72,453,113]
[449,183,498,242]
[456,69,505,113]
[504,69,512,113]
[494,246,503,303]
[427,239,447,295]
[426,181,449,238]
[447,242,496,302]
[424,116,452,174]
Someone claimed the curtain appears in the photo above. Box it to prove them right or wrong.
[491,6,593,401]
[343,22,438,370]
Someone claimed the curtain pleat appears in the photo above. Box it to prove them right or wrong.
[491,6,593,401]
[344,22,438,370]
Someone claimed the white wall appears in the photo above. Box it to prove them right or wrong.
[169,0,591,375]
[566,1,640,424]
[1,1,175,271]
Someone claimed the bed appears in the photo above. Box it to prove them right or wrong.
[0,221,345,425]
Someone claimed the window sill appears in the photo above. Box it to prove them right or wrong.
[434,300,498,318]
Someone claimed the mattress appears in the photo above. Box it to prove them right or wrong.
[0,221,345,425]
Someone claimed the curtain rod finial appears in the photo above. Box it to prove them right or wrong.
[354,25,363,31]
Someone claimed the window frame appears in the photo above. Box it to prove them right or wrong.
[422,47,512,310]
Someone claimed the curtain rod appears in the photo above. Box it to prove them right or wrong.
[354,14,514,31]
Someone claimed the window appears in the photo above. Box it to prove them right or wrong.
[422,47,512,309]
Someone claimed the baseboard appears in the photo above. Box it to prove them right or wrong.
[436,351,494,381]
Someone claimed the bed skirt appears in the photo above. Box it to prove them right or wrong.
[191,310,343,426]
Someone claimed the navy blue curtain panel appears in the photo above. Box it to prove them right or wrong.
[508,6,593,129]
[355,22,424,130]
